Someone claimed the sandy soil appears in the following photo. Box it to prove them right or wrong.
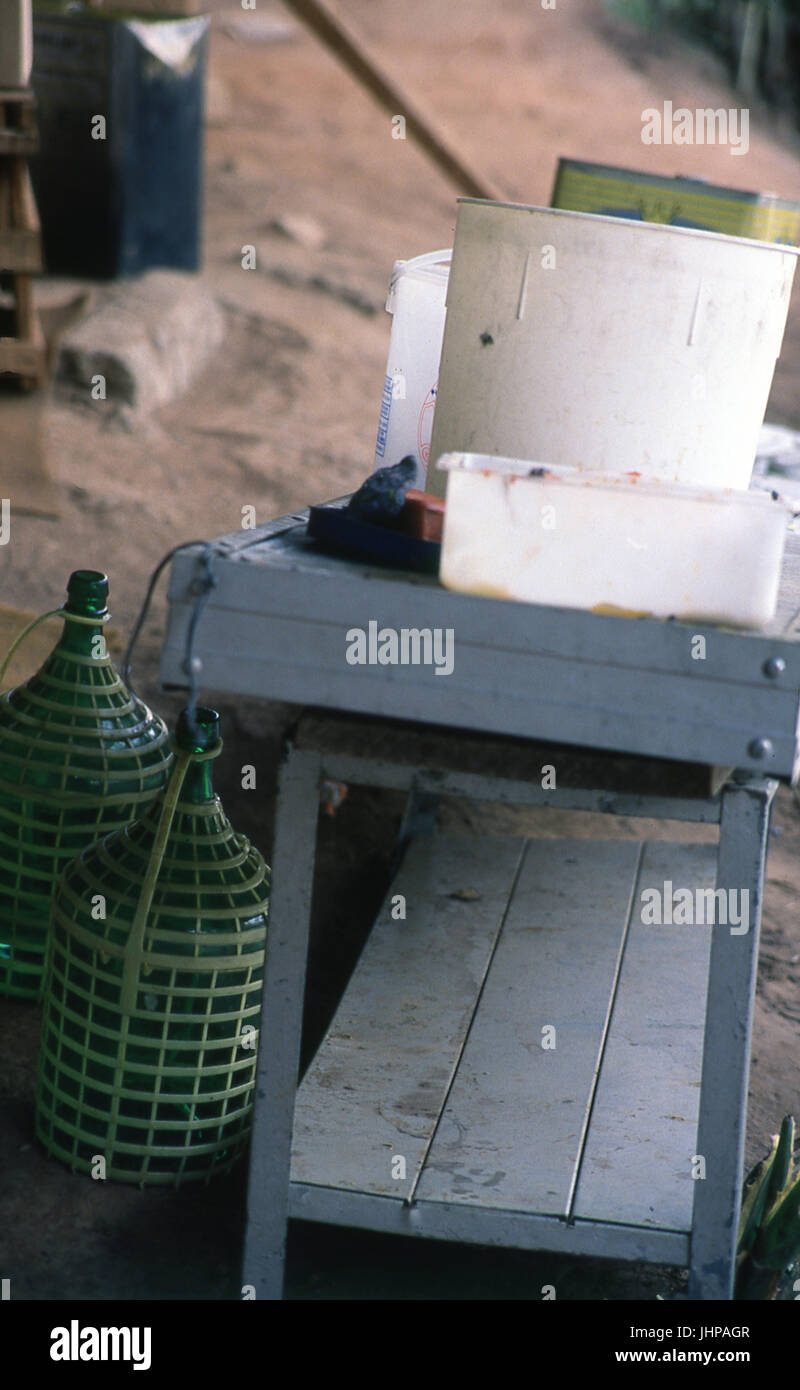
[2,0,800,1301]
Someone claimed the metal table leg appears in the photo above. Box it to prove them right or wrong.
[389,781,440,876]
[689,777,777,1300]
[241,742,321,1301]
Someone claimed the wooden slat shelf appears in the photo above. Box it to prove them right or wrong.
[289,833,717,1259]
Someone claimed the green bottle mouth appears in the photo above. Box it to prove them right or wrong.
[64,570,109,618]
[175,706,220,754]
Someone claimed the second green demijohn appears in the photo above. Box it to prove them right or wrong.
[35,706,271,1185]
[0,570,172,999]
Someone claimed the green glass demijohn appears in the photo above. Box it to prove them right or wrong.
[35,707,271,1186]
[0,571,172,999]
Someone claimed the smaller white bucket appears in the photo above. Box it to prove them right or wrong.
[373,250,450,487]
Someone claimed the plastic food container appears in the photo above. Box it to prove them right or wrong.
[373,249,450,486]
[437,453,790,628]
[427,200,799,497]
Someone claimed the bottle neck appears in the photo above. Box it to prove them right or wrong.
[180,756,216,805]
[172,708,220,803]
[56,614,106,660]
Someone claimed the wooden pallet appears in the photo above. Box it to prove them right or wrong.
[0,90,38,159]
[0,89,46,390]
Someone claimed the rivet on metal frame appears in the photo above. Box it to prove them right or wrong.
[762,657,786,679]
[748,737,774,760]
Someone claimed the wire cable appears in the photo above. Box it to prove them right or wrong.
[121,540,210,696]
[123,530,269,743]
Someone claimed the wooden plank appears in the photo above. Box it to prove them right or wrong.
[0,228,41,272]
[288,1184,690,1266]
[413,840,641,1215]
[282,0,503,200]
[0,93,38,157]
[0,131,38,157]
[16,164,40,238]
[0,336,46,378]
[0,158,42,270]
[0,168,9,232]
[572,841,717,1233]
[13,273,35,341]
[9,158,25,228]
[290,834,526,1200]
[0,89,36,105]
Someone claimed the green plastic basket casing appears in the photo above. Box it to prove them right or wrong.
[35,708,271,1187]
[0,572,172,999]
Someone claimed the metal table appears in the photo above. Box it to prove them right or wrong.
[159,508,800,1300]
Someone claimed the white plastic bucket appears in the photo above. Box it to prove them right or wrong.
[427,200,799,496]
[373,250,450,487]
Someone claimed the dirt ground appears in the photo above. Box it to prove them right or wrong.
[3,0,800,1302]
